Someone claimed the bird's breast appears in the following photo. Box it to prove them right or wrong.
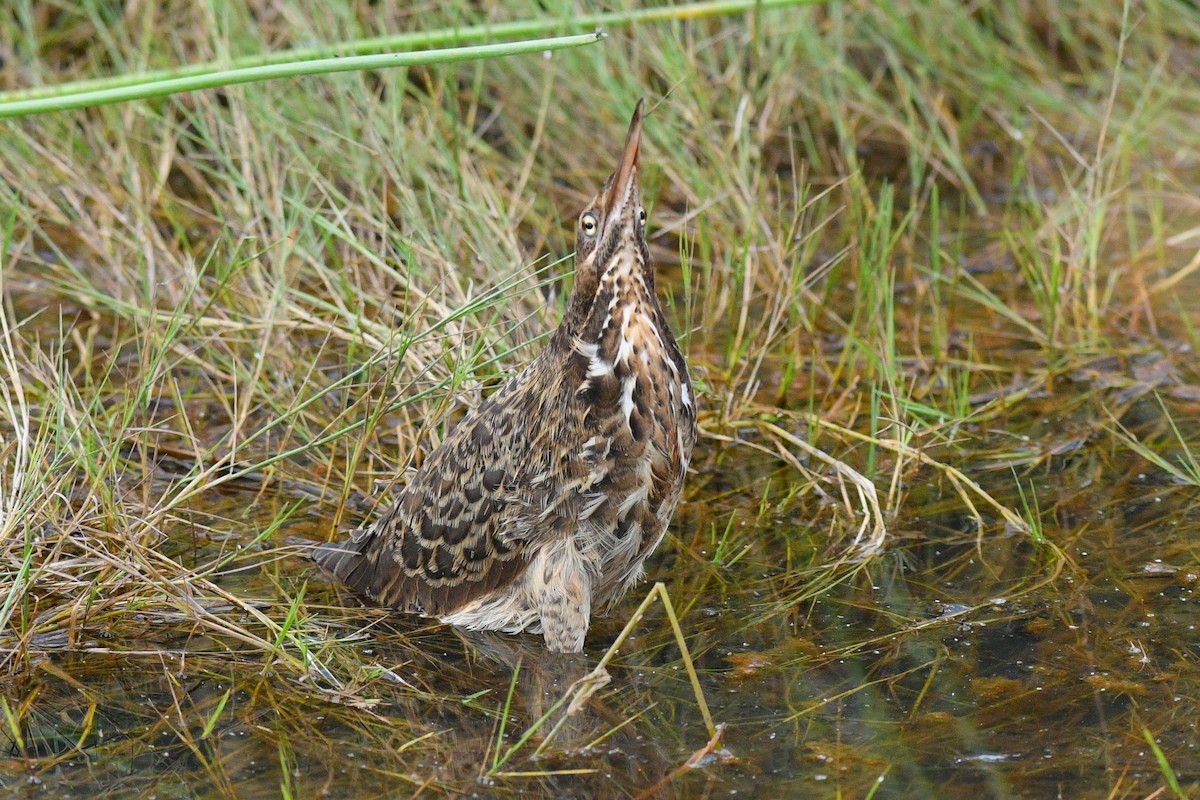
[560,281,694,593]
[572,292,690,443]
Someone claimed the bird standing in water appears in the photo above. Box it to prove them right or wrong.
[313,100,695,653]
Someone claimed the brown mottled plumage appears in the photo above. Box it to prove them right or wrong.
[312,101,695,653]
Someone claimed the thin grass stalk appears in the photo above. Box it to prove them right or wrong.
[0,34,604,118]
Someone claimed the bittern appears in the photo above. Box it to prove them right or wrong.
[313,100,695,653]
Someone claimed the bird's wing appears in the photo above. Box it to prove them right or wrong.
[312,365,579,616]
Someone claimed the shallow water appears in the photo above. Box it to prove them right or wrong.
[4,379,1199,799]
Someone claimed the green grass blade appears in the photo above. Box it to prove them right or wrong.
[0,33,603,118]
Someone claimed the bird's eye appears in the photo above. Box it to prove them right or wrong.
[637,206,647,225]
[581,213,598,236]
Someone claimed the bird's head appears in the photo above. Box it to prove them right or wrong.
[562,100,651,334]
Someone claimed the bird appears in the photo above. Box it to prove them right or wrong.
[312,100,696,653]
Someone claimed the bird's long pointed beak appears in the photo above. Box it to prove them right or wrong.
[614,99,643,197]
[603,99,644,223]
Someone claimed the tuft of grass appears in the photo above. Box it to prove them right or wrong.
[1106,395,1200,488]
